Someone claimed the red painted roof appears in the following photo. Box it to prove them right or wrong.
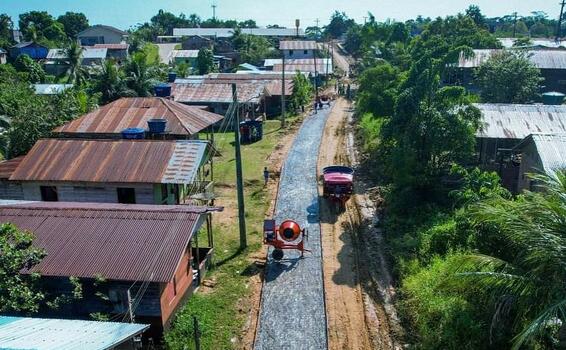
[54,97,223,136]
[0,201,221,282]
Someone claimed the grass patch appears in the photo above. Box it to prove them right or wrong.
[143,43,160,65]
[165,120,284,349]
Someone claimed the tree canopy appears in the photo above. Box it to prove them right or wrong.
[474,50,542,103]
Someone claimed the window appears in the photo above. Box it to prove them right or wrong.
[117,188,136,204]
[161,184,169,203]
[289,50,294,56]
[173,276,177,296]
[304,50,308,55]
[40,186,58,201]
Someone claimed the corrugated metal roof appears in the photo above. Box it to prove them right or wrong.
[172,82,264,103]
[10,139,210,184]
[499,38,566,49]
[279,40,318,50]
[54,97,223,136]
[0,157,24,179]
[458,49,566,69]
[475,103,566,139]
[515,133,566,173]
[272,62,333,74]
[264,58,332,67]
[78,25,127,36]
[0,316,149,350]
[82,47,107,59]
[169,49,199,58]
[93,43,129,50]
[34,84,73,95]
[264,80,294,96]
[173,27,303,38]
[46,48,67,60]
[0,201,220,282]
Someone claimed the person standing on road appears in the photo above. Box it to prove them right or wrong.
[263,167,269,186]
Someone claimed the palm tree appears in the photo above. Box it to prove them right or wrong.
[93,60,133,103]
[65,41,86,85]
[124,52,154,97]
[451,170,566,349]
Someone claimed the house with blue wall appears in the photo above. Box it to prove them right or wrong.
[9,41,48,60]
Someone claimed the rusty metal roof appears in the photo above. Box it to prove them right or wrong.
[264,80,293,96]
[10,139,210,184]
[0,157,25,179]
[475,103,566,139]
[0,201,220,282]
[279,40,318,50]
[54,97,223,136]
[458,49,566,69]
[92,43,129,50]
[172,82,264,103]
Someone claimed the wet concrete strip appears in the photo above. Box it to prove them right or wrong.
[254,105,333,350]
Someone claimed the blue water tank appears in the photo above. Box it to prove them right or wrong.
[168,72,177,83]
[154,84,172,97]
[147,118,167,133]
[121,127,145,139]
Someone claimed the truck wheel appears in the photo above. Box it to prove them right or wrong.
[272,249,284,261]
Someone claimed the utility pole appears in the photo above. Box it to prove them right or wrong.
[193,316,201,350]
[313,40,318,113]
[557,0,566,41]
[281,54,286,127]
[363,16,368,25]
[212,3,217,20]
[232,84,247,249]
[315,18,320,39]
[512,12,518,37]
[127,288,135,323]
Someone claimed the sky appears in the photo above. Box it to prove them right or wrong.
[1,0,560,30]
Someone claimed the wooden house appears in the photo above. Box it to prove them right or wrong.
[77,25,127,46]
[53,97,223,141]
[279,40,318,59]
[0,201,221,338]
[5,138,216,205]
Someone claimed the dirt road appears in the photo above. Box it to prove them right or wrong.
[319,98,403,350]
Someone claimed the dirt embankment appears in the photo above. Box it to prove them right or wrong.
[319,98,404,350]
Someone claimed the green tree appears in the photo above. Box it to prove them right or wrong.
[65,41,86,85]
[14,54,45,83]
[451,170,566,349]
[0,14,13,49]
[19,11,54,40]
[196,48,214,75]
[57,12,89,38]
[356,62,399,117]
[93,60,132,103]
[465,5,486,28]
[0,223,46,313]
[290,71,313,110]
[474,50,542,103]
[324,11,356,39]
[175,62,190,78]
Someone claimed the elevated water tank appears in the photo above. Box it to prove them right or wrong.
[147,118,167,133]
[121,127,145,139]
[154,83,171,97]
[542,91,565,105]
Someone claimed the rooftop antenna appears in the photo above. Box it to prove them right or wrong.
[212,1,217,20]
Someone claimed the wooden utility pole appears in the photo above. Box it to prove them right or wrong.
[127,288,135,323]
[313,41,318,114]
[193,316,201,350]
[232,84,247,249]
[281,54,286,127]
[557,0,566,41]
